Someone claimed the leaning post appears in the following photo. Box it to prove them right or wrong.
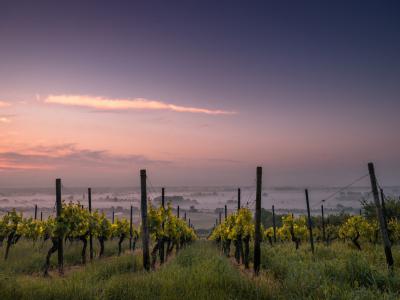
[368,163,394,269]
[305,189,315,254]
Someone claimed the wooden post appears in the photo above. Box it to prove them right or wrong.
[254,166,262,275]
[130,205,133,251]
[188,218,191,227]
[56,178,64,274]
[321,204,326,244]
[160,187,165,264]
[184,212,186,221]
[112,208,115,224]
[88,188,94,261]
[140,169,150,271]
[238,188,241,211]
[224,205,227,220]
[34,204,38,220]
[40,211,43,221]
[161,187,165,208]
[305,189,315,254]
[219,211,222,224]
[177,205,180,218]
[368,163,393,269]
[272,205,277,243]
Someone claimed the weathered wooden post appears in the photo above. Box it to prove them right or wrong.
[160,187,165,264]
[130,205,133,251]
[321,204,326,244]
[177,205,180,218]
[254,166,262,275]
[162,187,165,208]
[219,211,222,224]
[40,211,43,221]
[368,163,393,269]
[238,188,241,210]
[88,188,94,261]
[34,204,38,220]
[224,205,227,220]
[112,208,115,224]
[56,178,64,274]
[140,169,150,271]
[305,189,314,254]
[272,205,277,243]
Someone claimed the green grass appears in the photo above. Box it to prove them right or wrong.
[0,238,132,274]
[259,242,400,299]
[0,241,270,300]
[1,240,400,299]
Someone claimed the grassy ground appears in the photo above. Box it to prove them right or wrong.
[257,242,400,299]
[1,239,399,299]
[0,241,269,300]
[0,238,132,274]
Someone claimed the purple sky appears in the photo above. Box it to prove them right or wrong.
[0,1,399,187]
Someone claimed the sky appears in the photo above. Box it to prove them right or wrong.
[0,0,399,188]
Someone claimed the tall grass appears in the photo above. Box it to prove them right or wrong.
[259,242,400,299]
[0,241,270,300]
[0,238,132,274]
[1,240,399,299]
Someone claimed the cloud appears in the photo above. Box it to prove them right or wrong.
[0,116,11,123]
[0,101,11,108]
[45,95,236,115]
[0,144,170,171]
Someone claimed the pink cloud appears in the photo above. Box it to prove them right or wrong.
[0,101,11,108]
[0,143,170,171]
[45,95,236,115]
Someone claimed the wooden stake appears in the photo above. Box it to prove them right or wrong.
[254,166,262,275]
[88,188,93,261]
[305,189,314,254]
[160,187,165,264]
[224,205,227,220]
[112,208,115,224]
[161,187,165,208]
[238,188,241,211]
[272,205,277,243]
[321,204,326,244]
[177,206,180,218]
[34,204,37,220]
[140,169,150,271]
[219,211,222,224]
[184,212,187,221]
[368,163,393,269]
[40,211,43,221]
[56,178,64,274]
[130,205,133,251]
